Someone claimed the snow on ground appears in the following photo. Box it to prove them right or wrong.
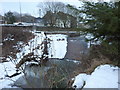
[0,61,24,89]
[0,31,45,89]
[0,73,23,89]
[16,32,68,63]
[0,62,16,77]
[0,31,68,89]
[47,34,67,59]
[16,31,46,63]
[72,64,119,89]
[85,33,101,48]
[72,74,90,88]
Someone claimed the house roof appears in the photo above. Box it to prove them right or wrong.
[43,11,77,20]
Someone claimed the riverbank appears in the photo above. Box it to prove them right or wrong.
[72,64,119,89]
[0,26,85,63]
[70,43,120,89]
[1,27,34,62]
[0,27,119,89]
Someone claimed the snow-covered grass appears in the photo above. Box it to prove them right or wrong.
[16,31,45,63]
[0,31,68,89]
[0,31,45,89]
[16,32,68,63]
[72,64,119,89]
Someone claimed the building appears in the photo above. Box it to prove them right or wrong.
[43,11,77,28]
[34,17,45,26]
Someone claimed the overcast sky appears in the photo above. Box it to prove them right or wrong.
[0,0,82,17]
[0,0,112,17]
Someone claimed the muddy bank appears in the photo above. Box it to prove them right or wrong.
[1,27,34,61]
[79,45,119,74]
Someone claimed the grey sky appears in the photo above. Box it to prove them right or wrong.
[0,0,81,17]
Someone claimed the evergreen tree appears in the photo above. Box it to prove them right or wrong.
[81,2,119,42]
[80,1,120,62]
[4,11,16,24]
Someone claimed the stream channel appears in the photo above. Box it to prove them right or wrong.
[14,31,89,88]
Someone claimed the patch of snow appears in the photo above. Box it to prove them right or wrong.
[17,41,24,45]
[3,38,14,41]
[66,59,80,64]
[84,65,119,88]
[70,40,77,42]
[47,34,67,59]
[0,24,16,26]
[0,32,68,89]
[14,22,34,26]
[72,64,119,89]
[25,61,39,65]
[0,64,6,79]
[72,74,90,88]
[0,74,23,89]
[0,54,24,89]
[87,40,101,48]
[0,61,24,89]
[3,34,14,42]
[0,32,45,89]
[0,43,3,46]
[0,57,5,60]
[15,32,68,63]
[0,79,14,89]
[85,33,101,48]
[16,32,45,63]
[85,33,94,40]
[0,62,16,78]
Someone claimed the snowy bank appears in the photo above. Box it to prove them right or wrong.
[0,32,68,89]
[72,64,119,89]
[0,62,23,89]
[16,32,67,63]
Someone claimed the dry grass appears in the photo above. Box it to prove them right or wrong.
[85,56,112,74]
[1,26,34,60]
[80,45,117,74]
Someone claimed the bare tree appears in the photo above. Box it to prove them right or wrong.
[12,12,35,23]
[38,1,78,28]
[38,1,66,15]
[38,1,67,27]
